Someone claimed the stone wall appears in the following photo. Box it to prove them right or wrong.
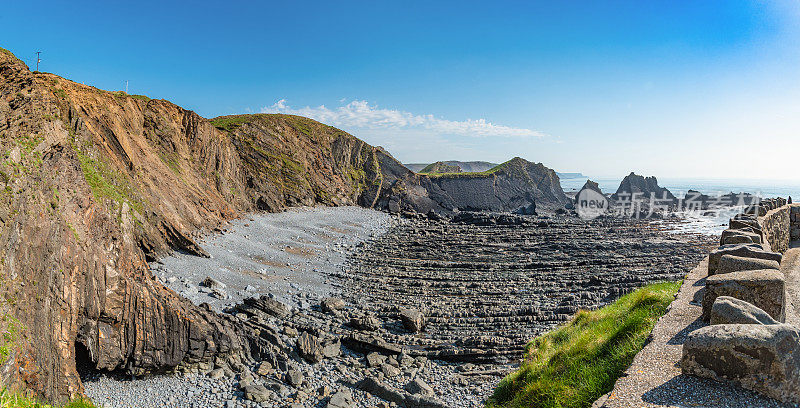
[760,203,790,253]
[681,198,800,404]
[790,205,800,241]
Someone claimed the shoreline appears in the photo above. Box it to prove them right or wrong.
[84,208,716,408]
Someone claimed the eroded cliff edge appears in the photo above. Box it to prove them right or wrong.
[0,47,569,402]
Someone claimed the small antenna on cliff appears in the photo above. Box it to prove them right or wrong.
[125,80,129,94]
[35,51,41,72]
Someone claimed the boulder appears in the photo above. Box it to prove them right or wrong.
[321,297,346,314]
[237,295,291,319]
[702,270,785,322]
[709,296,779,325]
[366,352,387,367]
[707,244,781,275]
[200,276,226,290]
[404,378,435,397]
[255,361,273,376]
[350,315,382,331]
[681,324,800,404]
[297,331,323,363]
[716,254,780,275]
[243,385,272,403]
[400,308,426,333]
[381,363,401,378]
[285,369,304,387]
[326,390,355,408]
[719,229,761,245]
[356,377,447,408]
[322,338,342,358]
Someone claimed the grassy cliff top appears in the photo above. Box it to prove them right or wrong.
[211,113,330,134]
[424,157,530,179]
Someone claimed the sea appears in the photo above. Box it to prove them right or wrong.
[560,177,800,236]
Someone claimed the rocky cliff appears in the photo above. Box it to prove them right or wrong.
[420,158,570,212]
[612,172,676,201]
[0,47,570,402]
[0,49,411,402]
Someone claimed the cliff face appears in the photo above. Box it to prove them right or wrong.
[0,50,404,402]
[0,47,571,402]
[420,158,569,212]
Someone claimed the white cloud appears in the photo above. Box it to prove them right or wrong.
[261,99,544,138]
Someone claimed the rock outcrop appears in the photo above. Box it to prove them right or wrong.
[0,47,577,402]
[611,172,676,202]
[418,157,570,213]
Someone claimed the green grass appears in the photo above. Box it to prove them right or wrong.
[0,388,97,408]
[209,114,319,136]
[73,146,144,215]
[487,281,681,408]
[209,114,267,132]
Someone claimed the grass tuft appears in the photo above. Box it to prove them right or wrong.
[487,281,680,408]
[0,388,97,408]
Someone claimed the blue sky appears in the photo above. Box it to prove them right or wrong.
[3,1,800,179]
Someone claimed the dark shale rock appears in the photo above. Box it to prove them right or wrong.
[297,331,323,363]
[611,172,677,203]
[321,297,346,314]
[356,377,448,408]
[337,216,713,365]
[236,295,291,319]
[326,389,355,408]
[405,378,435,397]
[400,308,426,333]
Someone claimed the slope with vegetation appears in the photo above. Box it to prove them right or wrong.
[0,47,416,403]
[0,45,572,404]
[487,282,680,408]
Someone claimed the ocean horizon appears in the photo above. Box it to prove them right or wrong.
[560,177,800,200]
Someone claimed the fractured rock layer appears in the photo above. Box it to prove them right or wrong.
[336,215,715,362]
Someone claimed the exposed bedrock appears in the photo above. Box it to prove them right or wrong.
[333,214,714,363]
[0,46,593,402]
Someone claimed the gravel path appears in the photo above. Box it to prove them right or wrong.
[596,257,793,408]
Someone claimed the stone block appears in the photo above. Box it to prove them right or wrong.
[702,269,785,322]
[707,244,780,275]
[709,296,778,325]
[719,229,761,245]
[682,324,800,404]
[715,254,779,275]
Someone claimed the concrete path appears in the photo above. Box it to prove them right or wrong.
[595,257,792,408]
